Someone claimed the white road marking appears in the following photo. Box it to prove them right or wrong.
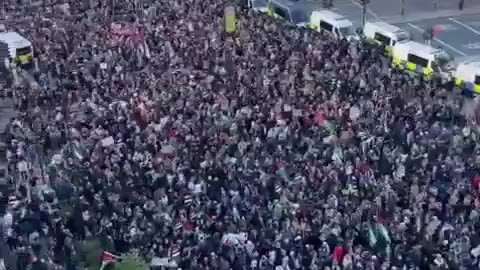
[350,0,380,20]
[467,21,480,28]
[463,42,480,50]
[407,23,466,56]
[448,17,480,36]
[431,24,458,32]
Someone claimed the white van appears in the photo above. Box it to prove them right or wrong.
[454,60,480,94]
[310,10,358,41]
[392,41,454,81]
[246,0,268,13]
[0,32,34,67]
[268,0,309,27]
[363,21,410,55]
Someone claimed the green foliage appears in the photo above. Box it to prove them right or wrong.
[114,255,148,270]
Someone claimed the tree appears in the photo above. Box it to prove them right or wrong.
[114,254,148,270]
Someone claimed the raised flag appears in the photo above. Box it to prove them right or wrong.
[175,221,183,231]
[368,221,391,255]
[169,245,181,257]
[183,194,192,205]
[314,111,325,126]
[99,251,120,270]
[224,6,236,33]
[110,22,145,48]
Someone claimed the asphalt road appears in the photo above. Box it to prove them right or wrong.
[395,15,480,59]
[330,0,480,24]
[326,0,480,60]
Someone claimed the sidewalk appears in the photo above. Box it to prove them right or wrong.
[382,5,480,24]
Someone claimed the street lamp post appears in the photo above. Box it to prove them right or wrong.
[361,0,369,27]
[401,0,405,16]
[322,0,333,8]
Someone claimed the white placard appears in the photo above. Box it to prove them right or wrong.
[101,136,114,147]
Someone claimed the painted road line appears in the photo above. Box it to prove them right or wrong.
[448,17,480,36]
[351,0,380,20]
[407,23,467,57]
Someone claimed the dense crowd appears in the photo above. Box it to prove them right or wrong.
[1,0,480,270]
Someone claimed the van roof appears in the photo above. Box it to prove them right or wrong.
[459,60,480,70]
[311,10,353,28]
[271,0,323,12]
[270,0,324,21]
[0,32,28,44]
[366,21,408,36]
[395,41,444,56]
[270,0,296,7]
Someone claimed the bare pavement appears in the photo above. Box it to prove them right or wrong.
[328,0,480,58]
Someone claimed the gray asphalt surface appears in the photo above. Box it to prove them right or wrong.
[330,0,479,24]
[395,15,480,59]
[327,0,480,60]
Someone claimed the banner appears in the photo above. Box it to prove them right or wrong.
[110,22,145,47]
[224,6,236,33]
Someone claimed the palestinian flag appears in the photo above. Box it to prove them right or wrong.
[368,220,391,255]
[169,245,181,258]
[175,221,183,231]
[99,251,120,270]
[183,194,193,206]
[277,160,289,182]
[275,184,283,193]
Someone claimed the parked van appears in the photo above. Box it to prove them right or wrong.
[244,0,268,13]
[392,41,454,81]
[454,60,480,94]
[309,10,358,41]
[0,31,34,67]
[267,0,309,27]
[363,21,410,55]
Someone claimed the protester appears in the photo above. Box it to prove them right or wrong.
[1,0,480,270]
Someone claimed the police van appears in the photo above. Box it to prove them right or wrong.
[0,31,34,67]
[392,41,454,81]
[243,0,268,13]
[363,21,411,55]
[454,60,480,94]
[309,10,358,41]
[267,0,310,27]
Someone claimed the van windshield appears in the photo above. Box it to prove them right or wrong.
[252,0,267,8]
[16,46,32,56]
[290,9,307,24]
[338,26,354,37]
[396,33,409,42]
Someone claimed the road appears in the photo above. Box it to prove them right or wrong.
[395,15,480,59]
[329,0,480,25]
[326,0,480,59]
